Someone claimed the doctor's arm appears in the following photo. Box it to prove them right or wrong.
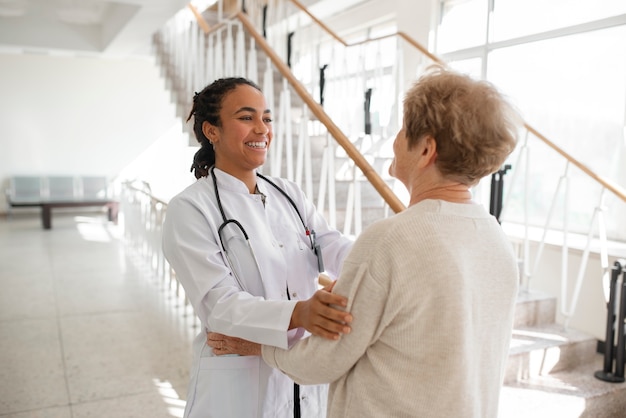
[208,280,352,353]
[261,262,387,385]
[212,261,387,386]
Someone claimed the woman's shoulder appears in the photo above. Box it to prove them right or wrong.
[168,178,213,206]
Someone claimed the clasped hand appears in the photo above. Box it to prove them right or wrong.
[207,284,352,356]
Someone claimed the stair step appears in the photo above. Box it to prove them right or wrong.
[500,353,626,418]
[506,323,598,384]
[514,289,557,327]
[501,289,626,416]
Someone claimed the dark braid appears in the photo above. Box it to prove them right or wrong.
[187,77,262,178]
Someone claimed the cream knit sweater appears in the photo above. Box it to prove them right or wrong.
[263,199,519,418]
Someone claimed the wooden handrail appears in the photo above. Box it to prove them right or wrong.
[289,0,347,46]
[524,123,626,203]
[187,3,211,33]
[187,6,405,213]
[235,11,405,213]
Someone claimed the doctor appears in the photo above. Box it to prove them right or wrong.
[162,77,354,418]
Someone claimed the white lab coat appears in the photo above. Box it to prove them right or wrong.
[162,168,353,418]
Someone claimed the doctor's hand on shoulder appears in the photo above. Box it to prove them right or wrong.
[208,284,352,356]
[290,283,352,340]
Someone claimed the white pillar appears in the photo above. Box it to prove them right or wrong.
[395,0,436,92]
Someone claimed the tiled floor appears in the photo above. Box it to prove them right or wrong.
[0,212,195,418]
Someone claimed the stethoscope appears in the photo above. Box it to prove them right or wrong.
[210,166,325,293]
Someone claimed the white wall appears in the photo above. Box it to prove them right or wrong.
[0,52,195,211]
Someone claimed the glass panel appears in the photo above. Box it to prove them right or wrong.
[448,57,482,78]
[487,26,626,238]
[491,0,626,42]
[437,0,488,53]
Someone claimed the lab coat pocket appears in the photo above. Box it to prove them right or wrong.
[219,222,265,296]
[190,355,261,418]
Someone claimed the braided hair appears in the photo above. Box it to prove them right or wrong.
[187,77,262,179]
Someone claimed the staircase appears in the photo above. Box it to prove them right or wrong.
[501,290,626,417]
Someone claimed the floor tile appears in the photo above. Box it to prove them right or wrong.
[0,273,57,320]
[0,214,194,417]
[0,318,69,415]
[0,405,73,418]
[70,388,187,418]
[61,310,192,404]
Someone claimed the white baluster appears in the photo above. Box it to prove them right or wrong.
[327,136,336,228]
[215,30,223,79]
[563,188,608,328]
[206,33,214,83]
[354,175,362,236]
[344,181,354,236]
[302,107,313,199]
[188,22,197,93]
[197,28,205,88]
[295,105,307,188]
[225,24,234,75]
[283,79,293,181]
[273,84,285,177]
[247,38,258,83]
[235,23,246,76]
[262,59,275,168]
[317,140,328,216]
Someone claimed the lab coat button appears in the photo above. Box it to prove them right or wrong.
[291,292,297,298]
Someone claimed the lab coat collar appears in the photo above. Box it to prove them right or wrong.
[211,167,269,195]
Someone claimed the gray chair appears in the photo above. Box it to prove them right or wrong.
[46,176,77,201]
[80,176,109,200]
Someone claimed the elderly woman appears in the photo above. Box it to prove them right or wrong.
[210,67,521,418]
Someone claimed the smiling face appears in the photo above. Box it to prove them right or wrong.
[204,84,273,178]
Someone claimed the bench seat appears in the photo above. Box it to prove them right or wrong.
[6,175,118,229]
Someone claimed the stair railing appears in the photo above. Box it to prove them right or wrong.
[155,0,626,323]
[253,0,626,324]
[499,123,626,325]
[121,181,198,323]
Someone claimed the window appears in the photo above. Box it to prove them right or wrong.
[437,1,626,240]
[490,0,626,42]
[437,0,488,52]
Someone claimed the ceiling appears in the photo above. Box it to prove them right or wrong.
[0,0,190,58]
[0,0,370,59]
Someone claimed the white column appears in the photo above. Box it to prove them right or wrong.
[395,0,435,91]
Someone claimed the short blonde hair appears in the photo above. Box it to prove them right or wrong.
[403,66,519,185]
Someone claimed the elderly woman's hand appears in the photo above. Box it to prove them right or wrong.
[207,332,262,356]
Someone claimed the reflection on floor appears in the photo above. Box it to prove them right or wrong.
[0,213,196,418]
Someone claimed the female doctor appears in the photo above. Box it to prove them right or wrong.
[162,77,354,418]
